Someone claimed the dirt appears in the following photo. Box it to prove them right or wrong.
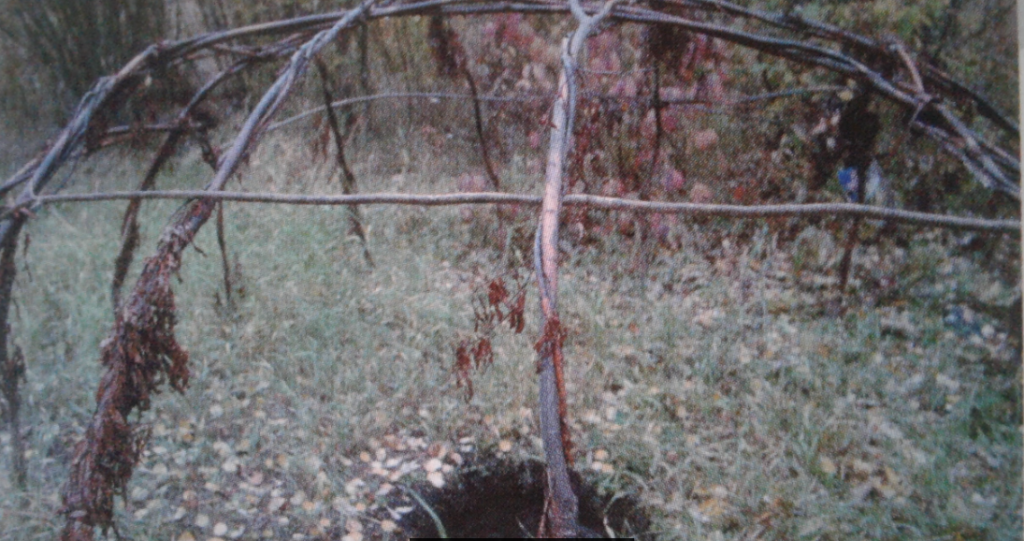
[397,458,650,539]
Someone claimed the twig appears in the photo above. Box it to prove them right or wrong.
[464,64,502,190]
[111,60,251,312]
[215,203,233,310]
[314,59,374,267]
[0,217,26,492]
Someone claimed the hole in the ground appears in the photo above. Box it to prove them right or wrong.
[398,457,650,539]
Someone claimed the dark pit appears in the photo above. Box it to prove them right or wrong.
[398,458,651,539]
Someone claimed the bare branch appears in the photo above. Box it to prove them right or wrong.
[112,58,257,311]
[17,190,1017,234]
[59,3,380,537]
[314,59,373,267]
[534,0,621,535]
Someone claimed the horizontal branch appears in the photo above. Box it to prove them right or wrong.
[24,190,1019,234]
[268,85,848,132]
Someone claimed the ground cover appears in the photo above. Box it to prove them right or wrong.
[0,135,1019,540]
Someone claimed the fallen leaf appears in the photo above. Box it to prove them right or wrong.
[222,457,239,473]
[344,479,364,495]
[266,497,286,512]
[698,497,728,519]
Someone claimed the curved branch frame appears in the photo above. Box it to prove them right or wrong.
[0,2,1015,538]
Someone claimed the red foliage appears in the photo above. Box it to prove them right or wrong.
[454,341,474,399]
[473,337,494,369]
[508,289,526,334]
[487,278,508,308]
[453,273,527,400]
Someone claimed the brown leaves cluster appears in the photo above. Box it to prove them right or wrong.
[453,277,528,400]
[454,338,493,400]
[483,278,526,334]
[61,201,212,540]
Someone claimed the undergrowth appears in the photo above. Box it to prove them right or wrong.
[0,132,1019,540]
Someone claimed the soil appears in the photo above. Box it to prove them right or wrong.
[398,458,650,539]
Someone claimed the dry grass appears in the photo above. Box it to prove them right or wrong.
[0,131,1020,540]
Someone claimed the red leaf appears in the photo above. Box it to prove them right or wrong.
[488,278,508,307]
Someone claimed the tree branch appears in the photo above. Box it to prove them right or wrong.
[12,190,1016,233]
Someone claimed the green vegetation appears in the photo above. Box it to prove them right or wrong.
[0,0,1018,539]
[0,133,1018,539]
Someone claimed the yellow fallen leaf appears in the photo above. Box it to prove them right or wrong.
[498,440,512,452]
[380,519,397,533]
[819,456,837,476]
[176,533,196,541]
[698,497,728,519]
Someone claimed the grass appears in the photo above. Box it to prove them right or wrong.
[0,131,1020,540]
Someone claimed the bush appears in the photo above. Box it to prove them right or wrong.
[0,0,167,108]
